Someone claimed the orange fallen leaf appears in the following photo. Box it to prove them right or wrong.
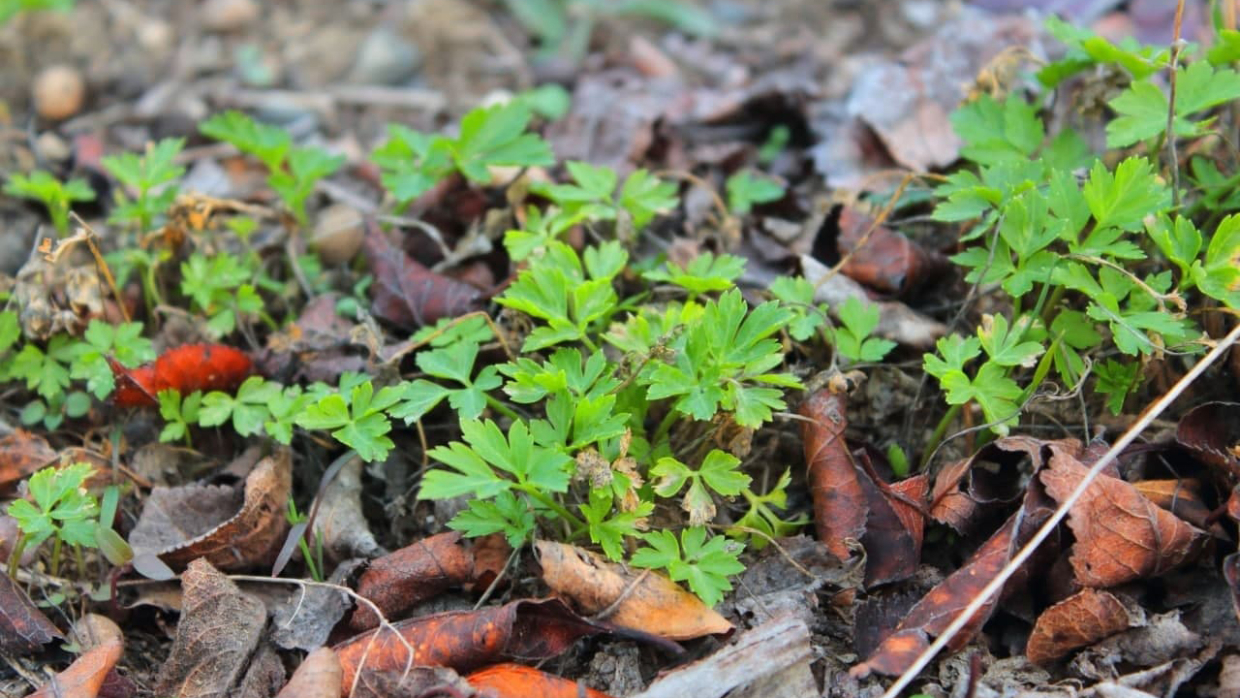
[1132,479,1215,531]
[110,343,253,408]
[28,638,122,698]
[0,430,56,494]
[1026,588,1130,665]
[467,663,614,698]
[349,531,475,631]
[129,448,292,571]
[1041,447,1205,587]
[536,540,732,640]
[334,598,608,694]
[277,647,342,698]
[835,207,948,296]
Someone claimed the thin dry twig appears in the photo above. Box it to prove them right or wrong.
[1166,0,1188,207]
[879,321,1240,698]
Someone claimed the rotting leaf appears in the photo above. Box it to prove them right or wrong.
[349,531,475,632]
[313,455,385,562]
[929,436,1050,535]
[834,207,948,296]
[1041,446,1205,587]
[352,665,474,698]
[1133,479,1216,532]
[362,220,484,329]
[129,448,292,571]
[1176,402,1240,478]
[334,598,609,691]
[110,343,253,409]
[0,429,56,494]
[27,637,122,698]
[275,647,342,698]
[0,572,63,653]
[536,540,732,641]
[799,386,922,587]
[467,663,615,698]
[155,558,268,698]
[1026,588,1130,665]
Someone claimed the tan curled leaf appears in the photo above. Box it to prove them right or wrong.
[130,448,292,571]
[28,638,122,698]
[276,647,342,698]
[536,540,732,640]
[1026,588,1130,664]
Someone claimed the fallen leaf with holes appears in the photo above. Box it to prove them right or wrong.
[0,572,63,653]
[334,598,609,692]
[349,531,475,631]
[27,637,122,698]
[155,558,279,697]
[930,436,1054,535]
[1026,588,1130,665]
[799,386,922,587]
[1041,448,1205,587]
[536,540,732,641]
[275,647,342,698]
[129,448,292,571]
[110,343,253,408]
[1176,402,1240,478]
[835,207,948,296]
[853,481,1056,678]
[468,663,615,698]
[0,430,56,494]
[362,220,484,329]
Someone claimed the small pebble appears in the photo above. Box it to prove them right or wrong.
[349,27,421,85]
[32,65,86,121]
[200,0,259,32]
[311,203,365,265]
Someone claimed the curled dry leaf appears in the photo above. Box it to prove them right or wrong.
[930,436,1056,535]
[799,386,923,587]
[1041,447,1205,587]
[349,531,475,632]
[467,663,614,698]
[129,448,292,571]
[1133,479,1216,532]
[801,254,946,349]
[0,572,63,653]
[276,647,342,698]
[110,343,253,408]
[362,220,484,329]
[1026,588,1130,665]
[155,558,272,698]
[835,207,948,296]
[1176,402,1240,478]
[334,598,609,692]
[314,455,384,563]
[28,637,123,698]
[0,429,56,494]
[536,540,732,641]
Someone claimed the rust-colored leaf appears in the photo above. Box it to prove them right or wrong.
[1176,402,1240,477]
[155,558,270,698]
[129,448,292,571]
[28,638,122,698]
[334,598,608,692]
[799,386,921,586]
[467,663,614,698]
[349,531,475,632]
[536,540,732,640]
[362,220,483,329]
[276,647,342,698]
[1041,448,1205,587]
[110,343,253,408]
[929,436,1049,534]
[1133,479,1214,531]
[835,207,948,296]
[0,430,56,494]
[0,572,63,653]
[1026,588,1130,665]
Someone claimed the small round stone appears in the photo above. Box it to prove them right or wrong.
[311,203,365,265]
[32,65,86,121]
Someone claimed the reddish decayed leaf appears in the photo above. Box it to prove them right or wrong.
[0,430,56,494]
[799,387,922,586]
[1026,588,1130,665]
[1175,401,1240,477]
[929,436,1049,534]
[28,639,123,698]
[467,663,615,698]
[334,598,608,694]
[836,207,948,296]
[0,572,63,653]
[1133,479,1215,531]
[1041,449,1205,587]
[349,532,475,631]
[110,343,253,408]
[362,220,483,329]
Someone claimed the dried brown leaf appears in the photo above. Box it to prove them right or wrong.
[28,638,122,698]
[1176,401,1240,477]
[349,531,474,631]
[1026,588,1130,665]
[835,207,947,296]
[0,571,63,653]
[276,648,343,698]
[0,429,55,494]
[362,221,483,329]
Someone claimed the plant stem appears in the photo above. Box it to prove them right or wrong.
[920,403,962,471]
[50,537,62,578]
[653,409,679,445]
[485,395,521,422]
[7,535,29,579]
[519,486,586,530]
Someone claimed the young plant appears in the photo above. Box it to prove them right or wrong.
[295,378,402,463]
[179,252,264,338]
[631,526,744,607]
[102,137,185,231]
[832,297,896,365]
[531,161,679,229]
[7,463,99,577]
[725,169,785,215]
[389,340,505,423]
[158,389,203,445]
[2,170,95,235]
[199,375,283,437]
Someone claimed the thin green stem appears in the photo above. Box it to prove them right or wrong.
[50,537,62,578]
[485,395,521,422]
[519,486,586,530]
[920,403,962,471]
[7,535,30,579]
[653,409,679,446]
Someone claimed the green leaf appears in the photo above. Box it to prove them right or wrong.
[1095,359,1140,415]
[199,111,291,170]
[726,169,785,215]
[1082,157,1170,233]
[449,490,536,547]
[451,102,554,181]
[643,252,745,294]
[977,314,1044,368]
[618,169,678,228]
[1194,213,1240,308]
[1106,81,1169,147]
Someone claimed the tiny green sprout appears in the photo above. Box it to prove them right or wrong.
[158,389,202,445]
[1,0,77,24]
[726,169,785,215]
[631,527,744,607]
[285,498,324,582]
[102,137,185,232]
[7,462,99,578]
[833,297,896,365]
[3,170,95,235]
